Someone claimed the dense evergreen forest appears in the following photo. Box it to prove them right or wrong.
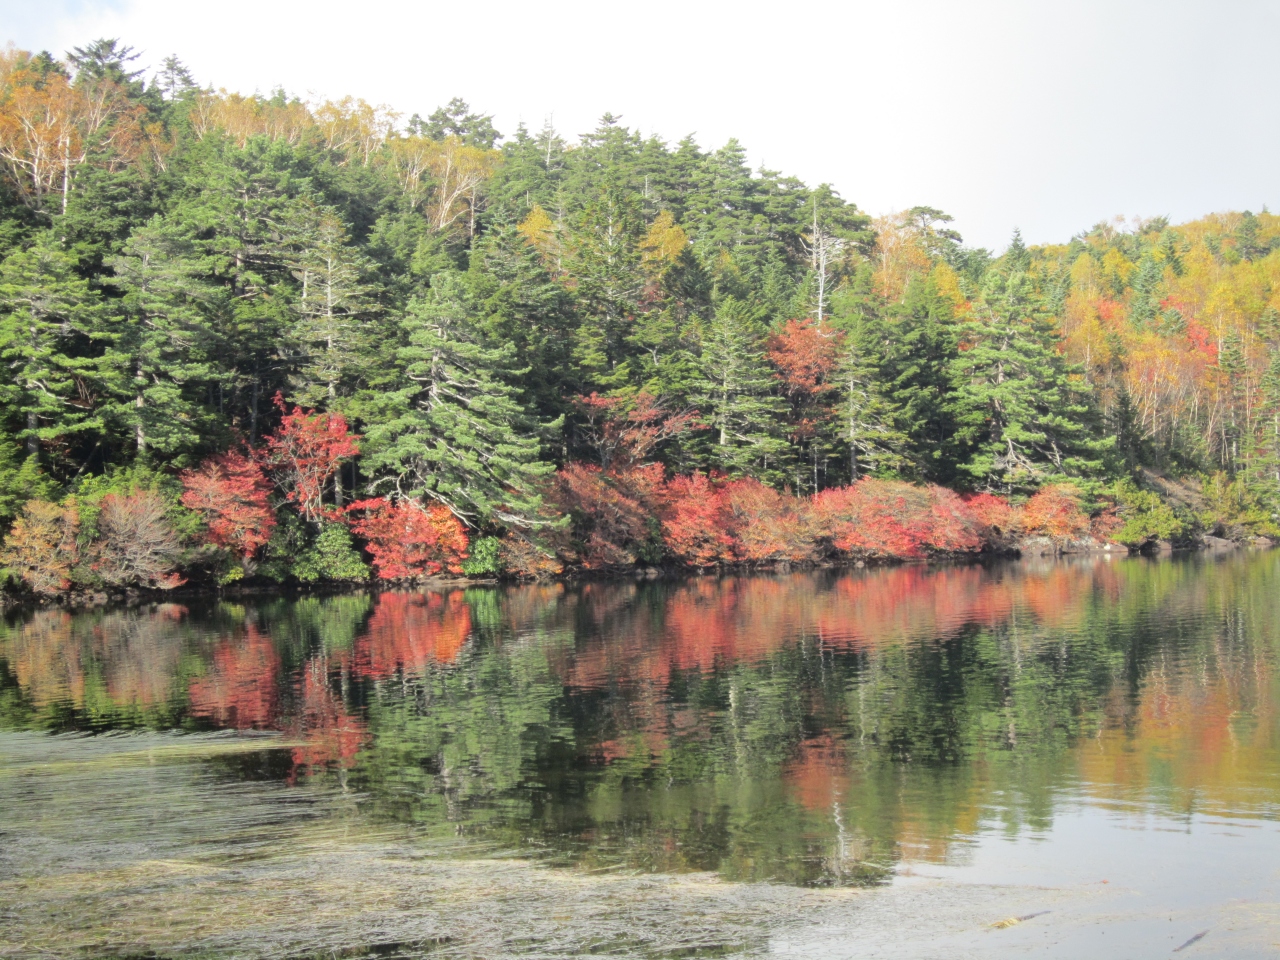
[2,39,1279,595]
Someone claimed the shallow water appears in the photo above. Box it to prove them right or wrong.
[3,553,1280,957]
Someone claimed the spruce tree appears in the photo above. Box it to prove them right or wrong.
[109,217,218,458]
[950,268,1110,493]
[284,204,378,408]
[0,234,116,466]
[693,296,788,482]
[362,274,558,525]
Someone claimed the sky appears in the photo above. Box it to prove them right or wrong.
[4,0,1277,251]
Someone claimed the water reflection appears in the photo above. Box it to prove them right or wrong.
[3,553,1279,886]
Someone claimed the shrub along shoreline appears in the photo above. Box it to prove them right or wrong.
[1,398,1272,610]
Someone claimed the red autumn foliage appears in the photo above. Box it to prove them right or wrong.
[718,477,817,563]
[574,390,702,470]
[181,451,276,558]
[768,318,842,398]
[0,499,79,595]
[554,464,1009,570]
[811,479,982,560]
[258,393,360,523]
[89,491,185,589]
[346,497,469,579]
[960,492,1016,546]
[1021,483,1091,540]
[187,625,281,729]
[552,461,664,567]
[659,472,738,566]
[347,591,472,680]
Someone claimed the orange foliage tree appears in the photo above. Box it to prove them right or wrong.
[1021,483,1091,540]
[0,499,80,594]
[346,497,469,579]
[258,394,360,523]
[180,451,276,559]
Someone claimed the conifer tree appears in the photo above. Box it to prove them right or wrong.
[362,274,558,525]
[693,297,788,481]
[285,204,378,407]
[832,327,909,481]
[110,217,216,457]
[949,267,1109,492]
[0,234,115,465]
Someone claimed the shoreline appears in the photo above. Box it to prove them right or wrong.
[4,534,1270,615]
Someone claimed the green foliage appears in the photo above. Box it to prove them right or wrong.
[2,41,1278,594]
[460,535,503,576]
[1199,472,1280,538]
[362,274,559,525]
[1109,479,1189,546]
[292,522,370,583]
[949,265,1113,493]
[0,441,55,527]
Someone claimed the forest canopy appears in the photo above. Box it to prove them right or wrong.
[2,38,1279,591]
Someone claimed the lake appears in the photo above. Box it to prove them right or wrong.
[3,552,1280,957]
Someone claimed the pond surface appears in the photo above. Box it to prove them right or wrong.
[3,553,1280,957]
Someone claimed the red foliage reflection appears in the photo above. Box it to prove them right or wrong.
[347,591,472,680]
[188,624,281,729]
[290,662,367,772]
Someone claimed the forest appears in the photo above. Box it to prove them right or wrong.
[2,38,1279,596]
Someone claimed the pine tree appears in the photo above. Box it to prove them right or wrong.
[284,204,378,407]
[832,327,909,481]
[873,274,963,482]
[693,297,788,481]
[565,188,645,388]
[464,220,575,421]
[950,267,1110,493]
[0,234,116,466]
[362,274,559,525]
[109,217,217,457]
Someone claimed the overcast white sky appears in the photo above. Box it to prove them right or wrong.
[4,0,1277,250]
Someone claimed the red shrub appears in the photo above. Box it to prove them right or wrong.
[259,394,359,523]
[812,479,981,560]
[720,477,816,563]
[346,498,468,579]
[551,461,664,567]
[660,473,738,566]
[0,499,79,595]
[961,492,1016,546]
[181,451,276,558]
[927,486,985,553]
[1021,484,1090,539]
[89,491,185,589]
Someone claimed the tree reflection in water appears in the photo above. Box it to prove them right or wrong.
[3,552,1279,886]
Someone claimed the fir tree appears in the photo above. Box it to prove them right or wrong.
[693,297,788,481]
[0,234,116,466]
[950,268,1110,493]
[362,274,558,525]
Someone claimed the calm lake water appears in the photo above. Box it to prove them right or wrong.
[3,553,1280,957]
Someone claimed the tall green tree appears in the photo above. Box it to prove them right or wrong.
[693,297,788,481]
[0,234,116,466]
[950,268,1110,492]
[284,203,378,407]
[362,274,559,525]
